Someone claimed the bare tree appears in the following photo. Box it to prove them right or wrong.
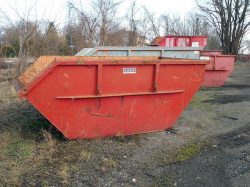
[127,0,138,46]
[93,0,121,46]
[135,12,151,45]
[197,0,250,55]
[143,7,161,39]
[68,0,121,47]
[68,1,100,49]
[161,14,171,35]
[0,1,37,77]
[0,0,69,77]
[0,14,39,76]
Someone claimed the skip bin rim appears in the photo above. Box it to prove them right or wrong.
[75,46,204,59]
[201,54,236,58]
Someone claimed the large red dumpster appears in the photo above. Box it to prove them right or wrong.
[152,36,208,48]
[201,54,236,87]
[16,56,207,139]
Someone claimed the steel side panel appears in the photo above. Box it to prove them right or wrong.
[202,70,232,87]
[204,56,235,71]
[158,36,207,48]
[214,56,235,70]
[200,54,235,87]
[92,50,200,59]
[25,63,205,139]
[75,47,202,59]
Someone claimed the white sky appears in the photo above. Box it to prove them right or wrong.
[0,0,196,27]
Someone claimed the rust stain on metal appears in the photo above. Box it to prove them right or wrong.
[120,96,124,110]
[154,83,159,92]
[150,36,162,46]
[85,108,113,117]
[115,132,124,137]
[96,98,101,110]
[77,60,85,64]
[18,56,56,87]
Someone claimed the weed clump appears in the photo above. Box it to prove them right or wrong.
[101,158,117,171]
[176,143,201,162]
[58,164,70,185]
[80,150,92,161]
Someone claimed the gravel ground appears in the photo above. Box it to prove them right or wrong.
[0,61,249,187]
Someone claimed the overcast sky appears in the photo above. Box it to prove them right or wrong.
[0,0,196,26]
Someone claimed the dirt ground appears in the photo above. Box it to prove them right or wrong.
[0,61,249,187]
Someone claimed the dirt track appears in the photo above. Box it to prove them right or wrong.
[0,62,249,186]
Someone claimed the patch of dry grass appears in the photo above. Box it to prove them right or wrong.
[57,164,70,185]
[0,127,60,186]
[80,150,92,161]
[189,90,213,110]
[0,68,15,82]
[154,140,211,166]
[101,158,117,171]
[40,130,57,162]
[0,130,36,186]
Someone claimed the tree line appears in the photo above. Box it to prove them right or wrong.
[0,0,249,60]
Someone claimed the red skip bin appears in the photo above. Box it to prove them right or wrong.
[200,51,235,87]
[16,56,206,139]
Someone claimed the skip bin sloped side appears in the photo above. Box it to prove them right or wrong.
[202,55,236,87]
[202,71,232,87]
[213,55,235,71]
[18,56,206,139]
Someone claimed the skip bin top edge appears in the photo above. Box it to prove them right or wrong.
[201,54,236,58]
[17,56,207,96]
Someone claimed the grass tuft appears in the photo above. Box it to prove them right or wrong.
[101,158,117,170]
[153,175,176,187]
[80,150,92,161]
[175,143,201,162]
[39,130,57,162]
[155,140,210,166]
[58,164,70,185]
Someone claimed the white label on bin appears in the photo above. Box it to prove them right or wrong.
[200,56,210,60]
[123,67,136,74]
[192,42,199,47]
